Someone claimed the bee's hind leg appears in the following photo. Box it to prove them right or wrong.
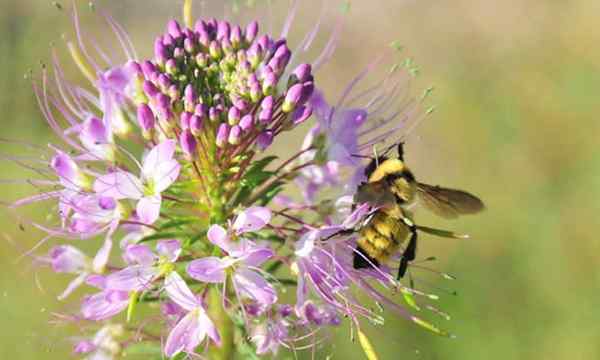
[398,217,417,279]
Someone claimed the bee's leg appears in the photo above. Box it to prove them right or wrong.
[398,217,417,279]
[322,229,354,241]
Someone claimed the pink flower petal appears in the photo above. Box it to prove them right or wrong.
[94,171,143,199]
[137,195,162,225]
[50,245,88,273]
[233,206,271,233]
[207,224,236,253]
[233,268,277,306]
[123,244,156,266]
[187,257,227,283]
[92,237,113,274]
[199,311,220,346]
[164,272,199,312]
[151,160,181,193]
[156,239,181,262]
[105,265,158,291]
[81,290,129,321]
[242,247,274,267]
[164,311,205,358]
[142,140,177,179]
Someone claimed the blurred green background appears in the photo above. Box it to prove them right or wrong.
[1,0,599,359]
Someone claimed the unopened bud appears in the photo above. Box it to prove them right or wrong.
[179,130,197,159]
[216,123,230,148]
[228,125,241,145]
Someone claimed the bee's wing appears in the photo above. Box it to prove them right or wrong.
[353,181,397,208]
[416,183,485,219]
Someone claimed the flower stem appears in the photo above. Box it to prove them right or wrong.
[207,286,234,360]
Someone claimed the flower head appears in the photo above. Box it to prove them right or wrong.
[9,1,465,359]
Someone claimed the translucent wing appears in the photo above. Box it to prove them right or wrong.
[416,183,485,219]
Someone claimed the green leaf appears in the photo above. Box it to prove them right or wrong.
[231,156,279,206]
[158,218,198,230]
[258,182,284,206]
[139,232,188,243]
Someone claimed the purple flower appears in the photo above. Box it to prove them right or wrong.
[94,140,180,224]
[81,287,130,321]
[250,319,289,355]
[97,66,135,137]
[73,324,124,360]
[105,240,181,292]
[163,271,220,357]
[49,243,111,300]
[78,115,115,161]
[187,207,277,307]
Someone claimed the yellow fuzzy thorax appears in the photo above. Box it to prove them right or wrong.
[368,158,406,182]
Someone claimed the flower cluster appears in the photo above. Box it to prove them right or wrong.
[10,1,451,359]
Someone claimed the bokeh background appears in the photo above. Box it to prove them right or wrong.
[1,0,599,359]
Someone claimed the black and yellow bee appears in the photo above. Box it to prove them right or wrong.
[351,143,484,279]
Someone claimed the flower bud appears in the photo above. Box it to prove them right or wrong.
[162,34,175,47]
[247,43,264,68]
[292,104,313,125]
[165,58,178,75]
[189,115,204,136]
[250,82,262,103]
[173,47,184,59]
[228,125,241,145]
[195,53,208,68]
[292,63,312,83]
[180,111,192,129]
[262,71,278,96]
[143,80,159,99]
[156,93,172,121]
[154,38,168,65]
[184,84,196,112]
[184,37,196,54]
[137,104,155,132]
[261,95,274,110]
[282,83,304,113]
[233,98,250,113]
[216,123,230,148]
[195,103,207,117]
[257,35,272,54]
[179,130,197,159]
[257,131,274,150]
[230,25,242,48]
[239,114,254,131]
[209,106,221,122]
[157,73,172,92]
[245,21,259,43]
[168,84,180,101]
[228,106,241,125]
[209,40,222,59]
[126,60,143,78]
[258,107,273,124]
[141,60,156,78]
[217,20,231,41]
[167,20,182,39]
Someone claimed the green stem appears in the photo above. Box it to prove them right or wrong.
[207,286,234,360]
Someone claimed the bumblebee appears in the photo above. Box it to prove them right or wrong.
[352,143,484,279]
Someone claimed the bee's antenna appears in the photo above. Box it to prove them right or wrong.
[397,142,405,161]
[350,154,373,159]
[372,146,380,167]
